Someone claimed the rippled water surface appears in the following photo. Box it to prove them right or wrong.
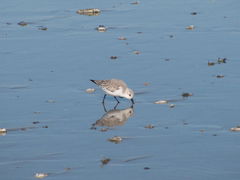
[1,0,240,179]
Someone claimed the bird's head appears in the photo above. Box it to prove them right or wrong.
[124,88,134,100]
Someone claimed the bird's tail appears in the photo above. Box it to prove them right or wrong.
[90,79,97,84]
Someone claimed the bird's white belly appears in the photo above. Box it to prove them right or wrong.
[103,88,123,97]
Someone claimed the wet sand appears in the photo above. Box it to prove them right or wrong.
[1,0,240,179]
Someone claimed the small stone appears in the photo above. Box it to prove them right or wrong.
[64,167,72,171]
[46,99,56,103]
[131,1,140,5]
[154,100,168,104]
[34,173,48,178]
[144,167,150,170]
[108,136,122,143]
[133,50,141,55]
[145,124,155,129]
[230,126,240,132]
[186,25,195,30]
[18,21,28,26]
[76,8,101,16]
[96,25,107,32]
[0,128,7,135]
[85,88,96,93]
[169,104,175,108]
[208,61,215,66]
[143,82,150,86]
[42,126,48,128]
[38,27,48,31]
[118,36,127,40]
[0,128,7,133]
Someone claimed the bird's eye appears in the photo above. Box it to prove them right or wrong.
[129,94,131,97]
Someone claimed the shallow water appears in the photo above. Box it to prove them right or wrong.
[1,0,240,179]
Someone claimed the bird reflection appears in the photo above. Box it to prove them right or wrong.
[92,104,134,129]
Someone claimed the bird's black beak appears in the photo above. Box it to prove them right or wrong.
[131,98,135,104]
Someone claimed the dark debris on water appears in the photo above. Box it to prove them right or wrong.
[18,21,29,26]
[190,12,198,15]
[217,58,227,64]
[101,158,111,165]
[38,26,48,31]
[182,92,193,97]
[216,75,224,78]
[208,57,228,66]
[110,56,118,60]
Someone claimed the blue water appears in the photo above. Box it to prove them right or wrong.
[1,0,240,179]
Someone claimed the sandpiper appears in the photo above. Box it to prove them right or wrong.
[90,79,135,104]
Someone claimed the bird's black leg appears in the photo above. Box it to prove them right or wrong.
[102,102,108,112]
[114,96,120,103]
[102,94,107,104]
[131,98,135,104]
[114,102,119,110]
